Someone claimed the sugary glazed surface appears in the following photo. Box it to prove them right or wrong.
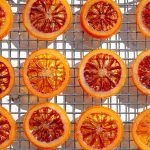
[84,53,121,92]
[0,6,6,29]
[80,113,118,149]
[86,1,118,31]
[0,112,11,144]
[136,113,150,147]
[142,2,150,30]
[0,62,10,94]
[138,56,150,89]
[29,107,64,142]
[27,53,66,94]
[29,0,67,33]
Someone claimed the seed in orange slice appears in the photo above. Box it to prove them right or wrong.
[22,0,72,40]
[132,49,150,95]
[0,106,16,149]
[136,0,150,38]
[75,106,124,150]
[23,102,71,149]
[78,49,127,99]
[132,108,150,150]
[0,1,13,40]
[0,55,15,99]
[22,49,70,98]
[80,0,122,39]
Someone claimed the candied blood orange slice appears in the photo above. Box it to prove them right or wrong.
[78,49,127,99]
[136,0,150,38]
[75,106,124,150]
[0,55,15,99]
[22,0,72,40]
[0,106,16,149]
[132,108,150,150]
[23,102,71,149]
[22,49,70,98]
[0,1,13,40]
[80,0,122,39]
[132,49,150,95]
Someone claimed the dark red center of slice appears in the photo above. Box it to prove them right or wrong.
[29,107,64,143]
[138,56,150,89]
[0,62,10,94]
[86,1,118,32]
[80,113,118,149]
[27,54,66,94]
[29,0,67,33]
[84,53,121,92]
[0,113,11,144]
[0,6,6,29]
[142,2,150,30]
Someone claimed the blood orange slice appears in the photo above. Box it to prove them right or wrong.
[22,49,70,98]
[78,49,127,99]
[0,1,13,40]
[75,106,124,150]
[80,0,122,39]
[132,108,150,150]
[0,55,15,99]
[132,49,150,95]
[0,106,16,149]
[22,0,72,40]
[23,102,71,149]
[136,0,150,38]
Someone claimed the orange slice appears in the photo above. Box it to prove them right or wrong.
[22,0,72,40]
[0,106,16,149]
[132,108,150,150]
[78,49,127,99]
[22,49,70,98]
[132,49,150,95]
[0,1,13,40]
[23,102,71,149]
[75,106,124,150]
[136,0,150,38]
[0,55,15,99]
[80,0,122,39]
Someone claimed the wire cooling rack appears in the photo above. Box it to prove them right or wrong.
[1,0,150,149]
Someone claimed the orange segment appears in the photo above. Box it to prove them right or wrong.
[22,0,72,40]
[78,49,127,99]
[0,55,15,99]
[80,0,122,39]
[23,102,71,149]
[136,0,150,38]
[0,106,16,149]
[132,109,150,150]
[22,49,70,98]
[132,49,150,95]
[75,106,124,150]
[0,1,13,40]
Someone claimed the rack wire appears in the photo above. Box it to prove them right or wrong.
[0,0,149,149]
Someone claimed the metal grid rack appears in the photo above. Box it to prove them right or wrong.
[0,0,149,149]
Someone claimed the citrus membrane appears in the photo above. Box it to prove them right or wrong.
[27,53,66,94]
[24,102,71,149]
[86,1,118,32]
[29,0,67,33]
[0,6,6,29]
[84,53,121,92]
[80,112,118,149]
[138,56,150,89]
[29,107,64,143]
[136,113,150,147]
[75,106,124,150]
[0,112,11,144]
[0,62,10,94]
